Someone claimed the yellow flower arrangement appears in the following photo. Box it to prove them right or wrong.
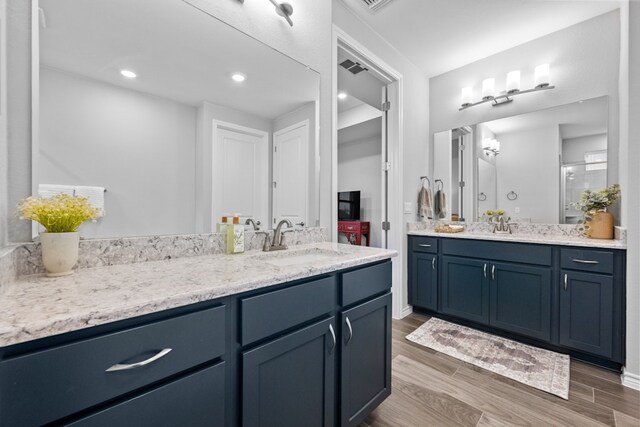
[17,194,100,233]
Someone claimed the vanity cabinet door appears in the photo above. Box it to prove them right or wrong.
[489,262,552,341]
[409,252,438,311]
[441,256,490,325]
[242,317,335,427]
[559,270,613,358]
[340,293,392,427]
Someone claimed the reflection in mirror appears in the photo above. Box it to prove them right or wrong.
[436,96,608,224]
[36,0,320,239]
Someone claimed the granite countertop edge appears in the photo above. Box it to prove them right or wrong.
[0,243,397,348]
[407,230,627,249]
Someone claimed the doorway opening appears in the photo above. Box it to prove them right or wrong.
[332,26,404,318]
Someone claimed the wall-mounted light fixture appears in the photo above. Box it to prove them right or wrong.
[459,64,554,111]
[268,0,294,26]
[236,0,294,26]
[482,138,500,156]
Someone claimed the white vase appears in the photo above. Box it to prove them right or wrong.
[40,232,80,277]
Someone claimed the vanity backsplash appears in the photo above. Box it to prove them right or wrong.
[407,220,627,241]
[0,228,327,281]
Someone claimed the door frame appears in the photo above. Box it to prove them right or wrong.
[272,119,310,228]
[332,25,405,319]
[211,120,269,230]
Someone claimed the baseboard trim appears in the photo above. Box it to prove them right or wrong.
[621,368,640,390]
[400,305,413,319]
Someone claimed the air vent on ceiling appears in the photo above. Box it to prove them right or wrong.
[340,59,369,75]
[361,0,394,13]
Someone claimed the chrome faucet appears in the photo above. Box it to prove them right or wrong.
[245,218,261,231]
[493,216,512,234]
[267,219,293,251]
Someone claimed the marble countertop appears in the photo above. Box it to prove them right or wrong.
[0,242,397,348]
[407,230,627,249]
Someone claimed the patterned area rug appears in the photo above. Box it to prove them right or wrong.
[406,318,570,399]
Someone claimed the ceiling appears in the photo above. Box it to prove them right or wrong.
[483,96,608,139]
[339,0,621,77]
[40,0,319,119]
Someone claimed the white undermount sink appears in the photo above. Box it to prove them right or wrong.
[255,248,346,267]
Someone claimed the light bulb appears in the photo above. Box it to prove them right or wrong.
[461,87,473,107]
[506,70,520,93]
[481,78,495,100]
[534,64,550,88]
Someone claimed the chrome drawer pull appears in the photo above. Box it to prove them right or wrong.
[483,263,487,278]
[106,348,172,372]
[432,257,436,270]
[571,259,599,264]
[329,324,336,353]
[419,244,432,248]
[345,317,353,345]
[491,265,496,280]
[564,274,568,291]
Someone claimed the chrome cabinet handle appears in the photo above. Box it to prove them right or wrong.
[491,265,496,280]
[419,244,431,248]
[432,257,436,270]
[571,259,599,264]
[329,324,336,353]
[483,263,487,278]
[106,348,172,372]
[564,274,568,291]
[296,222,305,227]
[345,317,353,345]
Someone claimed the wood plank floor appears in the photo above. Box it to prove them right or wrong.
[360,313,640,427]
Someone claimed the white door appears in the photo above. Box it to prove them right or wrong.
[212,122,268,230]
[273,120,309,228]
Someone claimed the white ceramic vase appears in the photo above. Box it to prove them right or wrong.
[40,232,80,277]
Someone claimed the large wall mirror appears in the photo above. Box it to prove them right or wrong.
[34,0,320,239]
[434,96,608,224]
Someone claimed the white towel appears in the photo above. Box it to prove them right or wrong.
[75,186,106,217]
[38,184,75,198]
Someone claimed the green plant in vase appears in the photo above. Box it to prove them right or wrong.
[575,184,620,239]
[17,194,100,276]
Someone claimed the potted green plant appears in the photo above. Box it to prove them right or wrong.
[575,184,620,239]
[17,194,100,276]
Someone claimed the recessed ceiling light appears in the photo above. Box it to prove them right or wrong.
[231,73,246,82]
[338,92,348,100]
[120,69,137,79]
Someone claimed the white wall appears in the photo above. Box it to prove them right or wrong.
[338,120,382,247]
[623,0,640,388]
[429,11,621,209]
[273,102,318,227]
[40,68,197,238]
[495,126,560,223]
[562,133,607,164]
[195,101,272,233]
[0,0,8,246]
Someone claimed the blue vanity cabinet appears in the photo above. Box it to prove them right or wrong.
[440,255,490,325]
[0,260,394,427]
[489,262,552,341]
[242,317,336,427]
[408,235,626,368]
[340,293,392,427]
[558,247,623,360]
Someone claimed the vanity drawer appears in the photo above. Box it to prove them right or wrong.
[411,236,439,254]
[67,362,226,427]
[241,276,336,346]
[561,248,614,274]
[341,261,392,306]
[442,238,552,266]
[0,305,226,427]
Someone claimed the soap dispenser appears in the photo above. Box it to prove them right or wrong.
[216,216,229,233]
[227,216,245,254]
